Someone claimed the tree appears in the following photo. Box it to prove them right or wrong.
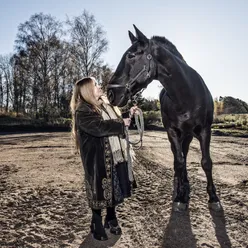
[222,96,248,114]
[15,12,63,118]
[0,10,110,120]
[100,64,113,93]
[0,73,3,110]
[67,10,108,79]
[0,54,13,112]
[214,98,224,116]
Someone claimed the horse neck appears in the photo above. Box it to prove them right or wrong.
[154,47,192,107]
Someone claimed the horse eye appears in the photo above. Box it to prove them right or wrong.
[127,52,136,59]
[137,50,144,55]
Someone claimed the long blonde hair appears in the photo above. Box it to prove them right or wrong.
[70,77,101,152]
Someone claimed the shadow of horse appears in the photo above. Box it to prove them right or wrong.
[79,231,121,248]
[162,178,197,248]
[162,209,197,248]
[209,208,232,248]
[162,179,231,248]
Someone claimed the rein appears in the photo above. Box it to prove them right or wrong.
[125,106,144,184]
[126,107,144,150]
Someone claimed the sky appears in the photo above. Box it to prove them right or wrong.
[0,0,247,102]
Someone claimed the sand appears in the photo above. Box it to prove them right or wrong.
[0,131,247,248]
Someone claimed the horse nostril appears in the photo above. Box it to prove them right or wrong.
[108,90,115,103]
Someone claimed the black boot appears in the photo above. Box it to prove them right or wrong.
[91,209,108,241]
[104,207,122,235]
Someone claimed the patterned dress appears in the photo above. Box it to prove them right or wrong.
[76,101,132,209]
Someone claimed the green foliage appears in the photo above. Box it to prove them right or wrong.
[212,114,248,131]
[143,111,161,126]
[47,117,72,127]
[214,96,248,116]
[222,96,248,114]
[0,113,72,128]
[125,93,160,112]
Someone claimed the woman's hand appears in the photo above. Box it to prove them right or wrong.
[123,118,131,127]
[130,106,138,117]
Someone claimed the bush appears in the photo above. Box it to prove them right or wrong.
[48,117,72,127]
[213,117,225,123]
[143,111,161,126]
[212,114,248,131]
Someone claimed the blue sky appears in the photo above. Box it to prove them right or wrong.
[0,0,247,102]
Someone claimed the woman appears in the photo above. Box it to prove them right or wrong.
[70,77,136,241]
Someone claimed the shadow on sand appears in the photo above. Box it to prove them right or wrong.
[162,178,197,248]
[162,179,232,248]
[79,231,121,248]
[162,208,197,248]
[209,208,231,248]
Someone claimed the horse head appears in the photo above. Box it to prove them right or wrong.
[107,25,157,107]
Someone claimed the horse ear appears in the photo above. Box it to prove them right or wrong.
[128,30,138,44]
[133,24,148,44]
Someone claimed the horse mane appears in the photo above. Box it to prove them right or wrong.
[151,36,185,61]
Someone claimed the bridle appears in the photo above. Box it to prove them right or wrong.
[107,41,174,105]
[107,43,154,97]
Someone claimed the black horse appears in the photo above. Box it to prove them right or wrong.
[107,25,222,212]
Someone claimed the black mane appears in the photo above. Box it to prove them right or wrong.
[151,36,184,61]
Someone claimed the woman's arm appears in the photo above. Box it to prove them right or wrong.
[76,110,125,137]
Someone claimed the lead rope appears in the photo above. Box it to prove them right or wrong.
[128,108,144,149]
[125,107,144,184]
[125,107,144,150]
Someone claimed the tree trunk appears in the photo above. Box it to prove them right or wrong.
[0,74,3,109]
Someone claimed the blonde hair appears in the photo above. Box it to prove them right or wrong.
[70,77,101,152]
[101,95,122,117]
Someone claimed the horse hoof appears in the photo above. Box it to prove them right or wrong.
[208,201,223,211]
[173,202,188,212]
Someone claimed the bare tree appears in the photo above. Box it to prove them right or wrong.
[67,10,108,78]
[0,54,13,112]
[100,64,113,93]
[1,10,109,119]
[0,73,3,110]
[12,51,32,115]
[15,13,63,119]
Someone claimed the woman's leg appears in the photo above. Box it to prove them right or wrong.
[104,206,122,235]
[106,206,116,221]
[91,208,108,241]
[92,209,101,218]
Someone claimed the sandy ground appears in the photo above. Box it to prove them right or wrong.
[0,131,247,248]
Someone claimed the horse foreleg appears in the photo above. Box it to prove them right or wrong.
[168,128,189,211]
[181,134,193,198]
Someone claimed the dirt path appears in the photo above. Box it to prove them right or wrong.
[0,131,247,248]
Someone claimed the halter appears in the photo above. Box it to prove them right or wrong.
[107,47,153,93]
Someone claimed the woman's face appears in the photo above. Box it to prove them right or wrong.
[93,81,103,100]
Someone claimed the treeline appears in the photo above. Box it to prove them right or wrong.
[214,96,248,115]
[1,10,247,122]
[0,10,112,120]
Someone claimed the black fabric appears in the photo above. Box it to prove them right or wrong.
[106,207,116,220]
[115,162,132,198]
[92,208,101,217]
[76,102,125,138]
[76,101,133,209]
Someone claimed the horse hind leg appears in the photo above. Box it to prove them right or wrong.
[197,126,222,211]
